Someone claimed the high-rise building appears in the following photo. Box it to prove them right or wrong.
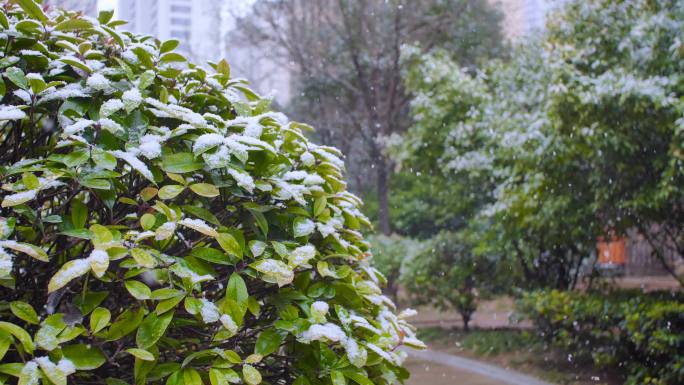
[44,0,98,16]
[495,0,568,40]
[118,0,223,65]
[116,1,290,102]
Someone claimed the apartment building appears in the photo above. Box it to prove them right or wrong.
[44,0,98,16]
[118,0,223,64]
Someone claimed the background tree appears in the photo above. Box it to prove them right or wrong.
[235,0,505,234]
[401,231,500,331]
[366,234,424,304]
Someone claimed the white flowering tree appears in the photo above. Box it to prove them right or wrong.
[398,0,684,288]
[0,2,423,384]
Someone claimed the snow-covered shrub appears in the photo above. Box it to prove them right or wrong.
[0,2,423,384]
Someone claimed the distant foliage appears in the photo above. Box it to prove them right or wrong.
[400,231,499,331]
[365,234,424,303]
[397,0,684,288]
[0,2,422,385]
[517,290,684,385]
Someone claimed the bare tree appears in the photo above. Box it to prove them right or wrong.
[235,0,504,234]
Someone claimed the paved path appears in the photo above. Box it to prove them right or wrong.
[406,349,554,385]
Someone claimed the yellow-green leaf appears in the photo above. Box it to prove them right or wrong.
[126,348,155,361]
[189,183,219,198]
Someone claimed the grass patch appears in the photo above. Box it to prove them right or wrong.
[417,327,542,356]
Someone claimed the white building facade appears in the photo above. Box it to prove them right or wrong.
[44,0,98,16]
[495,0,568,40]
[118,0,223,65]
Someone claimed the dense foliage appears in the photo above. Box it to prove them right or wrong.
[517,290,684,385]
[395,0,684,288]
[0,2,423,385]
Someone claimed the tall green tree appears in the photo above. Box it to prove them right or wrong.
[235,0,505,234]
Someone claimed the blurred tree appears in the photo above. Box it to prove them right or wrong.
[396,0,684,288]
[366,234,424,303]
[401,231,500,331]
[234,0,505,234]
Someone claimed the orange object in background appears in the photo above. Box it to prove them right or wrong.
[597,236,626,265]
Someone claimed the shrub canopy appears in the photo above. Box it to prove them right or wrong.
[0,2,422,384]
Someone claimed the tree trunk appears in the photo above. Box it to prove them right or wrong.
[462,313,471,332]
[376,159,391,235]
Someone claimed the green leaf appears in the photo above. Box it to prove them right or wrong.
[249,209,268,237]
[71,199,88,229]
[242,365,261,385]
[161,153,204,174]
[15,0,48,23]
[217,59,230,77]
[0,322,33,354]
[138,70,155,90]
[140,213,156,230]
[1,242,48,262]
[136,310,173,349]
[341,369,374,385]
[160,52,187,63]
[106,307,144,341]
[98,9,114,24]
[126,348,155,361]
[80,178,111,190]
[61,344,107,370]
[125,280,151,300]
[254,329,284,357]
[160,39,180,54]
[130,248,156,268]
[182,368,202,385]
[158,185,185,200]
[55,19,93,31]
[331,371,346,385]
[90,307,111,334]
[9,301,39,325]
[48,258,90,293]
[189,183,219,198]
[216,233,242,259]
[314,196,327,217]
[5,67,27,90]
[227,273,248,306]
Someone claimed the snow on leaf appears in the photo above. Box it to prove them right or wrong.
[154,222,176,240]
[122,88,142,112]
[109,150,155,182]
[199,298,220,323]
[293,218,315,238]
[99,98,124,117]
[1,189,38,208]
[220,314,238,335]
[87,249,109,278]
[0,105,26,120]
[252,259,294,287]
[227,167,255,192]
[0,240,48,262]
[299,323,346,343]
[48,258,90,293]
[178,218,218,237]
[288,244,316,268]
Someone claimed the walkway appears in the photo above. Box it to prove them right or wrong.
[405,349,554,385]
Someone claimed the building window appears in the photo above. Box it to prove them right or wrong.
[171,30,190,40]
[171,5,191,13]
[171,18,191,26]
